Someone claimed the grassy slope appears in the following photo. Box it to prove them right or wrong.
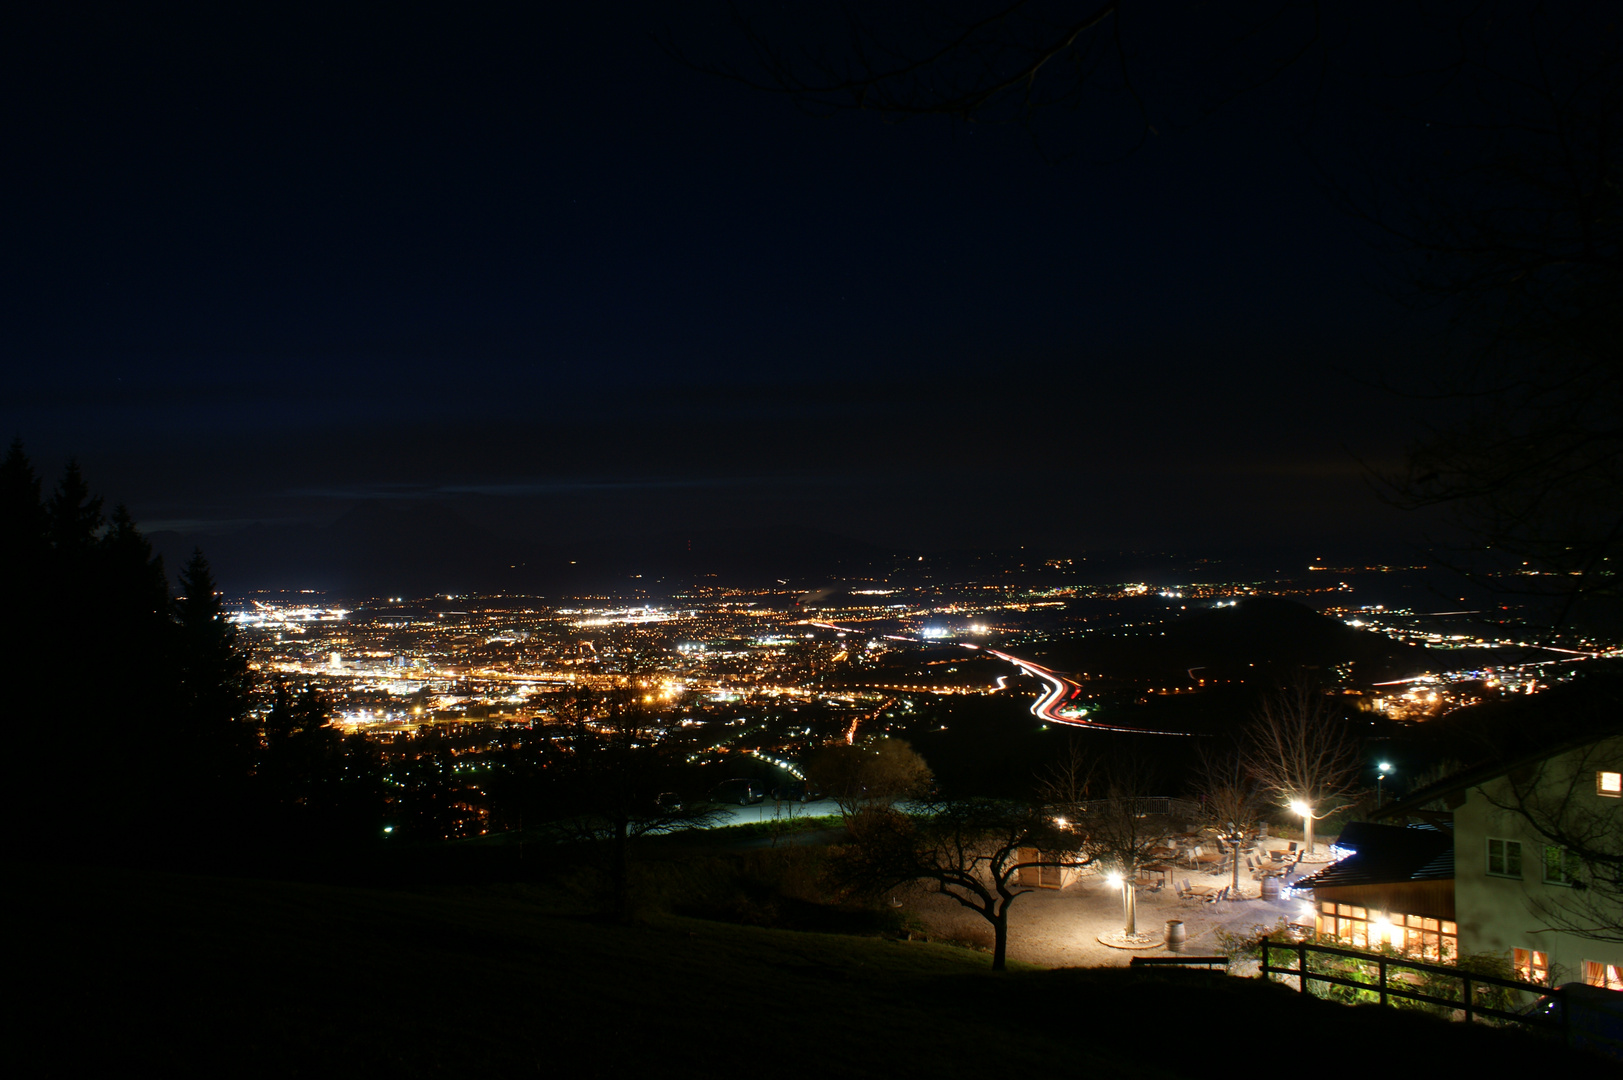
[19,865,1596,1077]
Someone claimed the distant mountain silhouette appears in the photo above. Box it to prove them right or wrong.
[150,512,899,597]
[1056,595,1430,683]
[150,501,510,597]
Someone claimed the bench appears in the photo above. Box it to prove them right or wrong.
[1128,955,1231,971]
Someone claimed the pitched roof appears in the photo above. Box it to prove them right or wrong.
[1293,821,1454,891]
[1372,731,1616,823]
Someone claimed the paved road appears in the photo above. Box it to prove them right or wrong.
[977,645,1195,736]
[807,617,1192,736]
[708,797,844,828]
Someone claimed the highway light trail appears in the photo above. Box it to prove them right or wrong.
[804,620,1194,736]
[978,647,1198,736]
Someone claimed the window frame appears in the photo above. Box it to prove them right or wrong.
[1486,837,1523,878]
[1598,770,1622,798]
[1583,961,1622,990]
[1513,947,1550,985]
[1541,844,1581,886]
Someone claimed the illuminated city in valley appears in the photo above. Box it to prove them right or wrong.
[12,4,1619,1070]
[228,553,1616,839]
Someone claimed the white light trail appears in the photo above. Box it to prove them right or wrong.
[984,648,1197,736]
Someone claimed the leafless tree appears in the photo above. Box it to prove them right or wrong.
[830,797,1090,970]
[1476,736,1623,945]
[1197,746,1269,895]
[540,687,726,921]
[1042,745,1181,932]
[1356,3,1623,636]
[683,3,1620,633]
[674,1,1328,157]
[1241,678,1362,856]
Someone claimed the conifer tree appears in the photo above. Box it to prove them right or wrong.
[1,438,48,570]
[173,549,253,776]
[46,459,103,553]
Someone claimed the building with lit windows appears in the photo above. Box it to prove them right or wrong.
[1291,821,1458,959]
[1372,734,1622,991]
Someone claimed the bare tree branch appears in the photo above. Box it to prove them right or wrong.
[1241,675,1363,855]
[1473,735,1623,944]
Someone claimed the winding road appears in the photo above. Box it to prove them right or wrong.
[809,620,1196,736]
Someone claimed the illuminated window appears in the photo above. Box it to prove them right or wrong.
[1317,903,1455,960]
[1400,914,1459,961]
[1598,771,1622,798]
[1583,961,1622,990]
[1543,845,1582,886]
[1514,948,1550,985]
[1486,838,1522,878]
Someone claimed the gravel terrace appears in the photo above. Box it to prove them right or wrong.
[897,843,1328,969]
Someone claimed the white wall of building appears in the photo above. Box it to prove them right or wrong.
[1453,736,1622,986]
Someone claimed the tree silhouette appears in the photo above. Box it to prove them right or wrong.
[1196,746,1268,895]
[831,796,1091,970]
[803,735,934,824]
[697,3,1620,631]
[1041,747,1181,934]
[676,1,1327,155]
[1476,734,1623,946]
[532,687,724,920]
[173,549,255,786]
[4,446,257,863]
[1241,677,1362,856]
[1357,8,1622,634]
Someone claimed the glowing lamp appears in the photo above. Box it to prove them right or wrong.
[1289,799,1310,818]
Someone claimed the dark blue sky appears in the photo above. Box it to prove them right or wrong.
[10,2,1532,569]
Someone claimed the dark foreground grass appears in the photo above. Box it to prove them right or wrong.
[19,865,1597,1077]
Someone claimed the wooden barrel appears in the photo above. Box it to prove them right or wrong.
[1165,920,1187,952]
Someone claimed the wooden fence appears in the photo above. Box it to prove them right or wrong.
[1259,938,1572,1041]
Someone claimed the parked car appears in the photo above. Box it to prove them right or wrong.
[1518,982,1623,1060]
[709,779,767,806]
[770,781,822,803]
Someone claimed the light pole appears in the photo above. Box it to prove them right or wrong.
[1376,762,1392,809]
[1105,870,1137,935]
[1289,798,1326,857]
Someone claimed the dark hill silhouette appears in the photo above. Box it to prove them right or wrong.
[1051,596,1430,684]
[150,501,511,597]
[151,512,899,597]
[552,526,894,586]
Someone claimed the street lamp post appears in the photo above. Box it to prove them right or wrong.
[1376,762,1392,809]
[1289,798,1326,857]
[1105,871,1137,935]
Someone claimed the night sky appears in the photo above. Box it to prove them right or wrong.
[11,2,1546,586]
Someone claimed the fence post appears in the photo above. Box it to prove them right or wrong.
[1298,943,1308,994]
[1463,975,1474,1024]
[1378,956,1387,1007]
